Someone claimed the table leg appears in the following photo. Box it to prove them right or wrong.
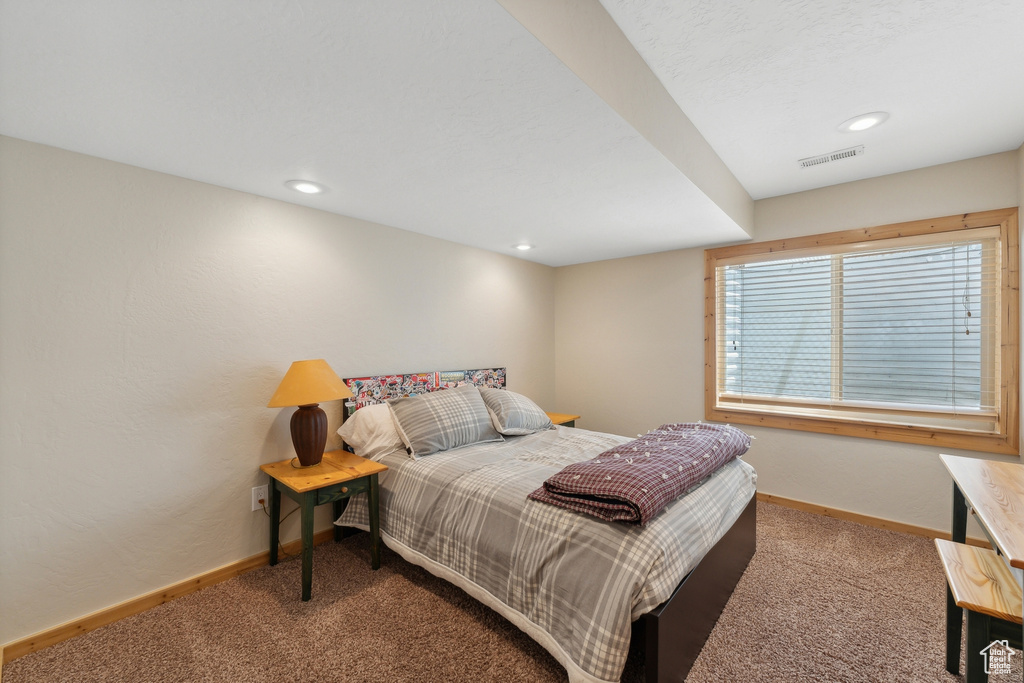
[332,500,343,542]
[369,473,381,570]
[300,491,315,601]
[952,483,967,543]
[268,479,281,566]
[1019,573,1024,683]
[946,482,968,675]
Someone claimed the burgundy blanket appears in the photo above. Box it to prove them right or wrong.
[528,423,751,525]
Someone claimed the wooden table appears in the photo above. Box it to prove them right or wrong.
[546,412,580,428]
[940,453,1024,680]
[261,450,388,601]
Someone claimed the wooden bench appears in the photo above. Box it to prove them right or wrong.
[935,539,1022,682]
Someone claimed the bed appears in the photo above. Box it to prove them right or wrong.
[334,369,757,683]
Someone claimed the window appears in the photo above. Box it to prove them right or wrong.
[704,209,1019,454]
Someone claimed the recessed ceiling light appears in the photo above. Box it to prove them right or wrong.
[514,243,533,251]
[837,112,889,133]
[285,180,327,194]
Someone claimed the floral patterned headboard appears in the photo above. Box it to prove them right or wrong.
[342,368,506,415]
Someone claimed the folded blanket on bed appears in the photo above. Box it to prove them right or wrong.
[528,422,751,525]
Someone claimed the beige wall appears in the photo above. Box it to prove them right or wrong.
[3,134,1022,651]
[1019,142,1024,205]
[555,150,1020,535]
[0,136,556,646]
[1019,141,1024,454]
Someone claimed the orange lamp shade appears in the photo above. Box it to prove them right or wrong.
[267,359,353,408]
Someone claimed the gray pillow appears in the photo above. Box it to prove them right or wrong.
[478,387,553,435]
[388,384,504,458]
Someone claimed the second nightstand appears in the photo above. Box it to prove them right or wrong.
[546,412,581,428]
[261,450,387,601]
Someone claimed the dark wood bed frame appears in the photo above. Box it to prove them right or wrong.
[339,368,757,683]
[635,495,756,682]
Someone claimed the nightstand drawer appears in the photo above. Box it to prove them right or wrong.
[316,477,369,505]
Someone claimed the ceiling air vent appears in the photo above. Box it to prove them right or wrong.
[798,145,864,169]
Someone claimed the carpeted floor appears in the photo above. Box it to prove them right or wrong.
[6,502,1021,682]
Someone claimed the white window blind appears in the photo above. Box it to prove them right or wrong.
[705,210,1019,453]
[717,230,1000,424]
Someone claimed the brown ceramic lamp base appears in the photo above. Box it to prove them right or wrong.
[289,403,328,467]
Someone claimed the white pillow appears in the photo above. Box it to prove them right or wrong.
[336,404,406,461]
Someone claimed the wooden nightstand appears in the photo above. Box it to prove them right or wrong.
[261,450,387,601]
[546,412,581,428]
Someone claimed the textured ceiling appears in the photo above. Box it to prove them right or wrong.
[599,0,1024,199]
[2,1,1023,266]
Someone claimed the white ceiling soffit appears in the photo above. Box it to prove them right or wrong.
[0,0,751,267]
[598,0,1024,200]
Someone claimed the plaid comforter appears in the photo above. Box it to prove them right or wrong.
[529,423,751,525]
[337,426,756,683]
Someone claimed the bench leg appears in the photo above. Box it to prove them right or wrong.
[945,585,962,675]
[965,610,990,683]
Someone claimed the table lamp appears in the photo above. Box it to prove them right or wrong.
[268,359,353,467]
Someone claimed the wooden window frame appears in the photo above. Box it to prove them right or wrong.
[703,208,1020,455]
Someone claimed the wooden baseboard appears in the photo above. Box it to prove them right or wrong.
[756,492,991,548]
[2,529,337,665]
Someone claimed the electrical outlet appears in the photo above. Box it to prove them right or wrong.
[252,485,268,512]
